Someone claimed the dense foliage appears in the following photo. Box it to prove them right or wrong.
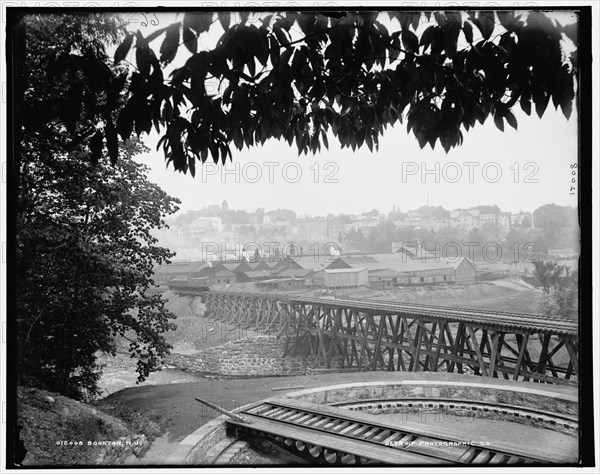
[17,15,180,398]
[532,260,578,319]
[45,10,577,174]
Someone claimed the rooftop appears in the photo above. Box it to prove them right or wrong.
[324,267,367,274]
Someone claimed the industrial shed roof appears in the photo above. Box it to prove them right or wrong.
[154,261,210,274]
[238,270,271,279]
[324,267,367,274]
[275,268,314,278]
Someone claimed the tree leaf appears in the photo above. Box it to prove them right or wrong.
[248,27,269,66]
[534,89,550,118]
[497,11,516,30]
[117,105,134,140]
[419,25,436,50]
[445,11,462,25]
[443,22,461,58]
[505,110,518,130]
[114,33,133,64]
[188,154,196,177]
[520,94,531,116]
[475,11,495,40]
[184,12,213,34]
[89,130,103,164]
[463,21,473,44]
[297,13,316,36]
[389,36,400,62]
[493,113,504,131]
[270,36,280,65]
[218,12,230,31]
[170,66,191,86]
[182,26,198,54]
[560,97,573,120]
[209,142,219,163]
[433,12,447,27]
[273,23,290,47]
[135,31,152,75]
[145,25,169,43]
[401,30,418,54]
[105,119,119,164]
[160,23,180,64]
[279,47,294,71]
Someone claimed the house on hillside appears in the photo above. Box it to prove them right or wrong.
[450,209,480,231]
[182,216,223,237]
[497,212,511,236]
[295,217,330,241]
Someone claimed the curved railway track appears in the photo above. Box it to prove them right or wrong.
[229,398,574,465]
[332,397,578,433]
[204,438,247,465]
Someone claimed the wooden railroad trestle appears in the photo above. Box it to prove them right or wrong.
[192,290,578,385]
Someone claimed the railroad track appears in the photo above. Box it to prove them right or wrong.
[229,398,572,465]
[204,437,247,465]
[333,398,578,434]
[291,297,577,335]
[345,297,574,323]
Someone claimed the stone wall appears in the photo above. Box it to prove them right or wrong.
[288,382,578,416]
[165,336,309,377]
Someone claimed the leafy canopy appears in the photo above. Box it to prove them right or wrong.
[50,10,577,174]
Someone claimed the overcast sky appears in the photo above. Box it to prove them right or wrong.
[125,10,579,216]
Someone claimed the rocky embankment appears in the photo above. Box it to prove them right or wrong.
[16,386,152,466]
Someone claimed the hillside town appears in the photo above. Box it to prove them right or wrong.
[152,202,579,292]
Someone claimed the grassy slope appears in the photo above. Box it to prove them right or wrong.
[17,386,133,466]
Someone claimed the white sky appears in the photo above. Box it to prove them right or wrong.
[123,10,579,216]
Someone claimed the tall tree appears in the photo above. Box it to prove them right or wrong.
[16,14,181,398]
[18,141,180,398]
[533,261,578,319]
[17,10,578,173]
[532,259,566,293]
